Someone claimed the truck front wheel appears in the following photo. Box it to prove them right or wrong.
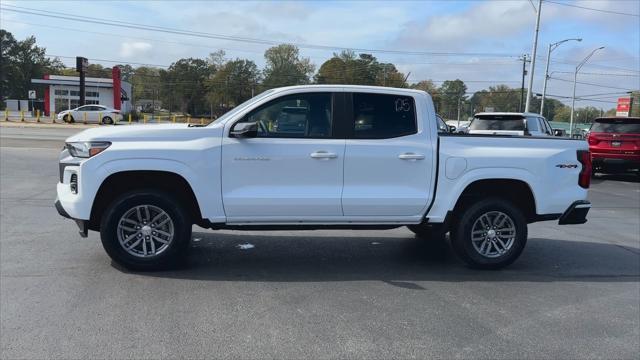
[100,190,191,271]
[450,198,527,269]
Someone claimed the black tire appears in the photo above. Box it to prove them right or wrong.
[100,190,192,271]
[407,224,447,242]
[64,114,74,123]
[450,198,527,270]
[101,116,114,125]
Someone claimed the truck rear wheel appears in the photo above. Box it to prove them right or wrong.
[450,198,527,269]
[100,190,191,271]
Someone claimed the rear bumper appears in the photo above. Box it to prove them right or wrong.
[558,200,591,225]
[592,155,640,169]
[55,199,88,237]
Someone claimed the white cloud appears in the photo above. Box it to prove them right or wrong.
[119,41,153,58]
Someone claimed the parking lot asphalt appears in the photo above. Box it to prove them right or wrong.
[1,128,639,359]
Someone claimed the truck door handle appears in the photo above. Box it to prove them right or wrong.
[398,153,425,160]
[310,151,338,159]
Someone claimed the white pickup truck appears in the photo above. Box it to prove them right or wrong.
[55,85,592,271]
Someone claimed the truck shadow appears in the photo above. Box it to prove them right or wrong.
[126,231,640,285]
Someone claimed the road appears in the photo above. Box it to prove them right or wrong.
[1,127,639,359]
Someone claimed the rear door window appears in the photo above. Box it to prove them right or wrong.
[590,119,640,133]
[352,93,417,139]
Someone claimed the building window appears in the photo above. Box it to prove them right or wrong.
[86,91,99,98]
[54,89,69,96]
[86,100,99,105]
[70,99,80,108]
[70,90,80,97]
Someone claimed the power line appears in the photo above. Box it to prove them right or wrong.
[1,4,521,58]
[546,0,640,18]
[549,77,636,91]
[550,71,640,78]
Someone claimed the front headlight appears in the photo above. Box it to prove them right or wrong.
[66,141,111,158]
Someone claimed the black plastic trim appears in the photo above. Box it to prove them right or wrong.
[558,200,591,225]
[55,200,71,219]
[55,200,88,237]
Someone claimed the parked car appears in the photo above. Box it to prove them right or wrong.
[464,112,554,136]
[587,117,640,174]
[55,85,591,271]
[57,105,123,125]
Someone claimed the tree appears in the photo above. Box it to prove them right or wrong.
[263,44,314,88]
[207,58,261,111]
[130,66,162,106]
[438,79,467,119]
[315,51,407,88]
[160,58,212,114]
[0,30,63,105]
[553,106,572,122]
[411,80,440,110]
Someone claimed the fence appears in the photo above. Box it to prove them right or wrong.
[3,110,214,126]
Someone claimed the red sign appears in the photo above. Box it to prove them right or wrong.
[616,97,632,117]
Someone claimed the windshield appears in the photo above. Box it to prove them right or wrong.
[590,118,640,133]
[469,115,525,131]
[209,89,276,125]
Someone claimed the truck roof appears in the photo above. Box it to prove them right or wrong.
[267,84,428,96]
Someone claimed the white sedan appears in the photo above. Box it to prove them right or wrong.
[57,105,123,125]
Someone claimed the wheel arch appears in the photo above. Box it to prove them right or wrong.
[451,178,537,224]
[89,170,204,231]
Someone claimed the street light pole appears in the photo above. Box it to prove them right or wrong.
[524,0,542,113]
[540,38,582,116]
[570,46,605,136]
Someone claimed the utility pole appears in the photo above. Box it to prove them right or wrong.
[520,54,528,112]
[570,46,605,136]
[524,0,542,113]
[76,57,88,106]
[540,38,582,116]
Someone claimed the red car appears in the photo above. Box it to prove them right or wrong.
[586,117,640,174]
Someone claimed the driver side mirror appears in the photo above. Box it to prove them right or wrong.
[448,125,456,133]
[553,129,565,137]
[230,121,258,138]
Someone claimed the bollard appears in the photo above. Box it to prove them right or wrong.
[128,113,132,124]
[187,116,191,124]
[36,110,40,123]
[21,110,25,122]
[200,118,204,125]
[98,112,102,125]
[83,112,87,124]
[4,109,8,121]
[172,115,176,123]
[51,112,55,123]
[143,115,147,124]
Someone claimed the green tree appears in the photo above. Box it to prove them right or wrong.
[207,58,261,111]
[411,80,440,110]
[553,106,572,122]
[130,66,162,107]
[263,44,314,88]
[315,51,407,88]
[438,79,467,119]
[0,30,63,105]
[160,58,212,114]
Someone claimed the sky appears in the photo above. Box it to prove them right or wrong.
[2,0,639,110]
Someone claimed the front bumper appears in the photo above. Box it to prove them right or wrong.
[558,200,591,225]
[55,199,88,237]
